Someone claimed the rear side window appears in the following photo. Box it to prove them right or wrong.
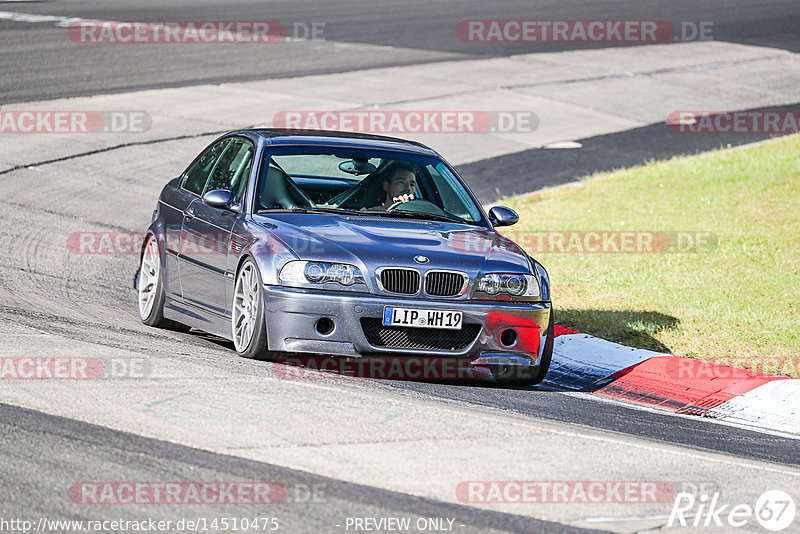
[183,139,230,195]
[203,138,255,203]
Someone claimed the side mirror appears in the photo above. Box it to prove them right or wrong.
[488,206,519,227]
[202,189,235,210]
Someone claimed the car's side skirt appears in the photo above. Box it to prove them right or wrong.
[164,297,232,341]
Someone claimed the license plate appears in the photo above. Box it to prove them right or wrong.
[382,306,462,330]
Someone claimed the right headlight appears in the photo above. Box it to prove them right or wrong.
[279,260,365,287]
[474,273,540,300]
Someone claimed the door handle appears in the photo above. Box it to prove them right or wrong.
[185,207,195,220]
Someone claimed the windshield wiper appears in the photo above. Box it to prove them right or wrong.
[367,209,473,225]
[258,207,476,225]
[257,207,362,216]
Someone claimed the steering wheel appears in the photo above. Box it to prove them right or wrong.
[386,198,450,216]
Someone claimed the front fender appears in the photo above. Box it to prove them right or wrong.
[529,256,551,302]
[231,218,299,287]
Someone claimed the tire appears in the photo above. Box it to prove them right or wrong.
[491,307,554,386]
[138,234,189,331]
[232,258,279,361]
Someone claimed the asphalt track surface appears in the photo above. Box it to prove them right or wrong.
[1,0,799,102]
[1,404,599,534]
[2,2,800,533]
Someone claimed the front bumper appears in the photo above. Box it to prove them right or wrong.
[262,285,552,367]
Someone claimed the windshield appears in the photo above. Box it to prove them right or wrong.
[255,147,485,225]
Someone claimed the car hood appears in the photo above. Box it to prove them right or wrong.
[252,213,532,275]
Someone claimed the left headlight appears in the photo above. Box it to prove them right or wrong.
[474,273,540,300]
[279,260,365,287]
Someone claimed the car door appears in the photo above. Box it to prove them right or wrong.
[179,137,254,315]
[165,138,231,300]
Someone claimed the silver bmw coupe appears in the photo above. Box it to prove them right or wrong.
[137,129,553,385]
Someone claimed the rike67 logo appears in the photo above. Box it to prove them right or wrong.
[669,490,796,531]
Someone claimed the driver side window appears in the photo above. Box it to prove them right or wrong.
[183,139,230,195]
[203,138,255,203]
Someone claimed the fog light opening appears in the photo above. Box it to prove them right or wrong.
[500,328,518,347]
[315,317,335,336]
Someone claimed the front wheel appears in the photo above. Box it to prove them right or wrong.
[232,258,279,361]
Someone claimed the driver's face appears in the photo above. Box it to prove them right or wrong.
[384,170,416,199]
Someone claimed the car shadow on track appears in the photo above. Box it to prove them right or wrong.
[188,310,678,390]
[459,103,800,203]
[556,308,679,354]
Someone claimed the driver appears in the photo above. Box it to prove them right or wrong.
[369,162,418,211]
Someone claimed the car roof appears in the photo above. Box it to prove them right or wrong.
[229,128,439,156]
